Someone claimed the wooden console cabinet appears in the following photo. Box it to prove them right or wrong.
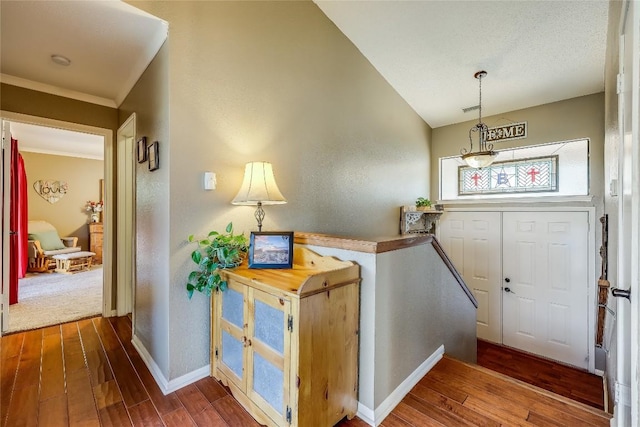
[88,222,103,264]
[212,247,360,427]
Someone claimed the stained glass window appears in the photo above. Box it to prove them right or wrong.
[458,155,558,195]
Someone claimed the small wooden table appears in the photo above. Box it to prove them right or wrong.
[52,251,96,274]
[89,223,103,264]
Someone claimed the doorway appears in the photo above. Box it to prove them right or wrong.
[1,112,114,335]
[438,208,596,371]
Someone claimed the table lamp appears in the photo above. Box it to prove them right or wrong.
[232,161,286,231]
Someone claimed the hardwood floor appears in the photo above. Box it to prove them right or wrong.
[1,316,258,427]
[2,317,611,426]
[339,356,610,427]
[477,339,606,411]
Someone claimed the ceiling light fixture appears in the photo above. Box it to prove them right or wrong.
[51,54,71,66]
[460,70,497,168]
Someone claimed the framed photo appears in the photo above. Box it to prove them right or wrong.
[148,141,159,171]
[249,231,294,269]
[137,137,147,163]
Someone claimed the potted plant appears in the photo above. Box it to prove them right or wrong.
[415,197,432,210]
[186,222,248,299]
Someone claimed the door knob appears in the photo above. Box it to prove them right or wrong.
[504,278,511,283]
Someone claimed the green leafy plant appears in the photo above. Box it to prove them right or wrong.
[415,197,432,208]
[186,222,248,299]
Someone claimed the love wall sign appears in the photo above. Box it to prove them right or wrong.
[33,180,68,204]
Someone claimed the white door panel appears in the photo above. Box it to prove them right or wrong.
[438,211,502,343]
[502,211,589,369]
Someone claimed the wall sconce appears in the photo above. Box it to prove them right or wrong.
[232,161,286,231]
[460,70,497,168]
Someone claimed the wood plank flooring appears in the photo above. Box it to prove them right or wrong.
[339,356,610,427]
[2,317,612,426]
[477,339,605,411]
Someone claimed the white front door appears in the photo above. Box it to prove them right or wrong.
[438,211,502,343]
[502,211,589,369]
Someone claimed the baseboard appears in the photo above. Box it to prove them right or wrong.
[356,345,445,426]
[356,403,375,426]
[131,333,210,395]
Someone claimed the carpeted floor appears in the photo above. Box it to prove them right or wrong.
[7,266,103,333]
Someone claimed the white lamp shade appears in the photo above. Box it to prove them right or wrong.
[462,152,498,169]
[232,162,287,205]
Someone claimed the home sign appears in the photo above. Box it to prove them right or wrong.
[486,121,527,143]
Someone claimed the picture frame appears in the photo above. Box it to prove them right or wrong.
[136,137,147,163]
[249,231,294,269]
[148,141,159,171]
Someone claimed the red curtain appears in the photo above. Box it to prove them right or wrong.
[10,137,28,305]
[17,150,28,278]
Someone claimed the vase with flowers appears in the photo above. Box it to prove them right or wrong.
[85,200,103,223]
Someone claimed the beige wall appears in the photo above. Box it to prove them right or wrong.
[124,0,432,381]
[21,152,104,251]
[431,93,605,203]
[119,41,171,375]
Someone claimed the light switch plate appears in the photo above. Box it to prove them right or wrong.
[204,172,216,190]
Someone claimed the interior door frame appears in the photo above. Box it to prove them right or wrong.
[442,206,597,373]
[615,1,639,423]
[1,120,11,335]
[116,113,136,317]
[0,110,114,318]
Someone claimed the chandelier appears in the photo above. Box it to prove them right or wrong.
[460,71,497,168]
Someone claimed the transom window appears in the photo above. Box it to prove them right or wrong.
[440,139,589,200]
[459,156,558,195]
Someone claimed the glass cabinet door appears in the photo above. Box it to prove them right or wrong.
[247,288,291,424]
[217,281,247,390]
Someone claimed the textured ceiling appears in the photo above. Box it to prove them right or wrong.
[1,0,167,107]
[314,0,610,128]
[10,121,104,160]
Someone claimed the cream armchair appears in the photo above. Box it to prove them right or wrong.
[28,220,81,272]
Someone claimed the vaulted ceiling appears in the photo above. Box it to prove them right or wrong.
[314,0,609,128]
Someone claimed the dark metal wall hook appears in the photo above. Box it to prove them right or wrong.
[611,287,631,301]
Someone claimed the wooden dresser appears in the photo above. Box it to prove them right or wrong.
[212,247,360,427]
[88,222,103,264]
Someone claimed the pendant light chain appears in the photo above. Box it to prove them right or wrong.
[478,72,483,126]
[460,70,497,168]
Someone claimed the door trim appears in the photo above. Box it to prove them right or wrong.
[116,114,136,317]
[1,110,114,317]
[441,206,597,373]
[1,121,11,335]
